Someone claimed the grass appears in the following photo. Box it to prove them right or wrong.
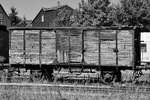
[0,69,150,100]
[0,84,149,100]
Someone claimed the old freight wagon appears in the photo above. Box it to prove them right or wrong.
[7,26,141,82]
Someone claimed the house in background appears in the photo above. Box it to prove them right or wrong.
[32,5,74,27]
[0,4,10,27]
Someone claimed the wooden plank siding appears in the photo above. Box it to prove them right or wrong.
[56,30,82,63]
[9,28,135,67]
[84,30,134,66]
[10,30,56,64]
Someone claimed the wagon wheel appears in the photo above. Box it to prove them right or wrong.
[7,67,16,82]
[113,70,122,82]
[101,71,115,84]
[132,70,143,83]
[29,70,43,83]
[29,69,54,83]
[40,69,54,82]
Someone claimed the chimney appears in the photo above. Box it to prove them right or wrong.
[57,0,61,7]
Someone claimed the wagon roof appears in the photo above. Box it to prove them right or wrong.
[8,26,140,31]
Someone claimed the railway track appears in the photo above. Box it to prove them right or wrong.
[0,83,150,94]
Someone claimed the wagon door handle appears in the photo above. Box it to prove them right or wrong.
[82,49,86,52]
[113,48,119,53]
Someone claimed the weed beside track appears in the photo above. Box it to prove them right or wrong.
[0,83,150,100]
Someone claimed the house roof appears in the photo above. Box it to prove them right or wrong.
[42,5,73,11]
[0,4,9,20]
[32,5,73,24]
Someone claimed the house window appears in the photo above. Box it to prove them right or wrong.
[0,13,4,25]
[41,15,44,22]
[141,43,147,52]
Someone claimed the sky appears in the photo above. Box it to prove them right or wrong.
[0,0,119,20]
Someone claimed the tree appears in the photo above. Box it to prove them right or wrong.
[9,7,21,26]
[54,8,74,27]
[22,16,27,27]
[74,0,114,26]
[113,0,150,27]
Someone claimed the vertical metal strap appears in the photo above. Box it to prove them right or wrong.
[54,30,58,61]
[68,34,71,63]
[63,51,65,62]
[9,30,11,68]
[9,30,11,49]
[98,30,101,65]
[81,30,85,63]
[39,30,42,67]
[133,30,135,71]
[23,30,26,66]
[68,30,71,72]
[116,30,118,66]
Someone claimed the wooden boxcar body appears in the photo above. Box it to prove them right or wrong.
[7,26,141,71]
